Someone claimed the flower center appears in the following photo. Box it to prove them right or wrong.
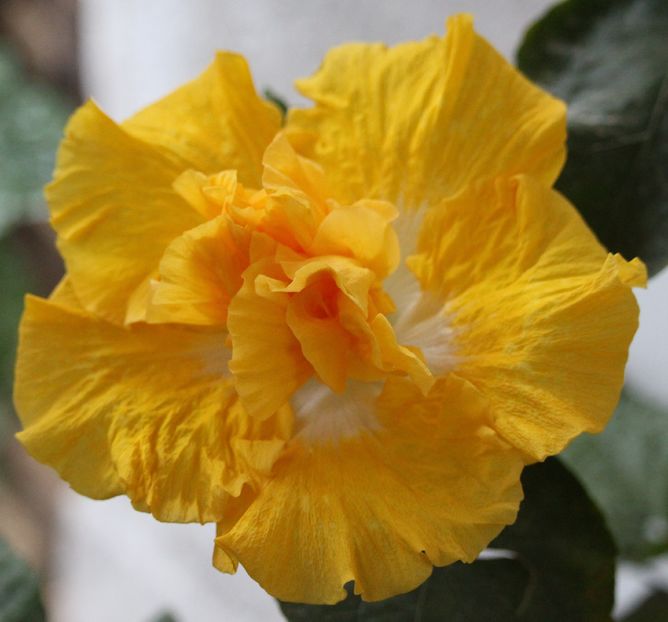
[148,134,455,434]
[291,379,383,443]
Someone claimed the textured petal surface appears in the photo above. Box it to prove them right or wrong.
[310,202,400,279]
[409,175,646,460]
[14,296,291,523]
[228,252,313,419]
[287,14,565,208]
[216,375,524,603]
[124,52,281,186]
[46,101,203,325]
[49,276,84,309]
[147,215,250,325]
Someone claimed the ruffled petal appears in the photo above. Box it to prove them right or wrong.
[310,201,400,279]
[124,52,281,186]
[14,296,291,523]
[228,252,313,419]
[409,175,646,460]
[285,280,361,392]
[147,215,250,326]
[215,375,524,603]
[173,169,240,221]
[287,14,565,208]
[262,133,330,210]
[46,101,204,325]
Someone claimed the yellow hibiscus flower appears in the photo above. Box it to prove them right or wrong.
[14,14,645,604]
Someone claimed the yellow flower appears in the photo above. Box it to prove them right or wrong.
[14,15,645,604]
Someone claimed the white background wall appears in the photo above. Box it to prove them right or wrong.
[79,0,557,119]
[52,2,668,620]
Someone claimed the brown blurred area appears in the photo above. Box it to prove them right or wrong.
[0,0,76,578]
[0,0,78,95]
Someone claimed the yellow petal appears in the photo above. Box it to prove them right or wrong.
[277,254,375,313]
[286,291,352,392]
[274,256,431,391]
[252,135,332,252]
[369,314,434,394]
[47,101,203,325]
[409,175,646,460]
[15,295,291,523]
[287,14,565,208]
[310,202,400,279]
[215,375,524,603]
[147,215,250,325]
[173,169,239,221]
[49,276,83,310]
[124,52,281,187]
[228,253,312,419]
[262,133,330,211]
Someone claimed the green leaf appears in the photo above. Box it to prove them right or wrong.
[0,539,45,622]
[563,391,668,560]
[0,233,37,448]
[517,0,668,275]
[279,559,529,622]
[263,88,288,119]
[492,458,615,622]
[620,590,668,622]
[279,459,615,622]
[0,43,71,235]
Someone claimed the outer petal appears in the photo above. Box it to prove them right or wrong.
[287,14,565,208]
[124,52,282,186]
[14,296,291,523]
[49,276,83,309]
[46,101,203,325]
[215,375,524,603]
[409,175,646,460]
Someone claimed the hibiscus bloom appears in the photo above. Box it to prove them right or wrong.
[15,14,644,604]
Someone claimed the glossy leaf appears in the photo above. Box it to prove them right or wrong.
[280,559,528,622]
[564,391,668,560]
[492,458,615,622]
[518,0,668,275]
[0,539,45,622]
[279,459,615,622]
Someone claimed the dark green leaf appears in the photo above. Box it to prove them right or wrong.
[0,43,71,235]
[0,232,39,449]
[563,391,668,560]
[414,559,529,622]
[0,539,45,622]
[518,0,668,275]
[263,88,288,119]
[279,459,615,622]
[620,590,668,622]
[280,583,361,621]
[280,559,528,622]
[491,458,616,622]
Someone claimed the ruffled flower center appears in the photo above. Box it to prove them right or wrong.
[147,134,449,431]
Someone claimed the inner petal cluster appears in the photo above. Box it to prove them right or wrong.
[146,134,436,425]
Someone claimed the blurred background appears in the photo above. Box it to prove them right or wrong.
[0,1,666,621]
